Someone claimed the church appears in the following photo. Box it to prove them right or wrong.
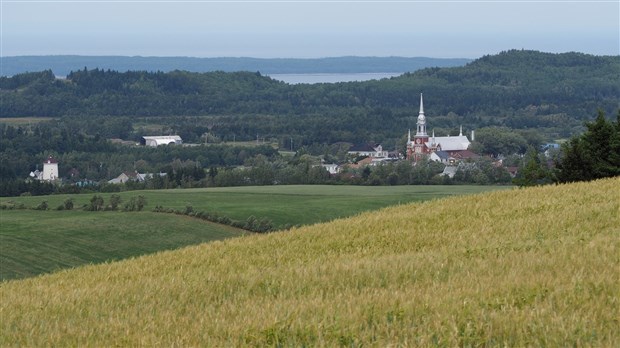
[406,94,472,161]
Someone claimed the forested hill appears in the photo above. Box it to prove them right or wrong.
[1,56,471,77]
[1,50,618,142]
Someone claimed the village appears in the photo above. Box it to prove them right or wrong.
[26,93,555,189]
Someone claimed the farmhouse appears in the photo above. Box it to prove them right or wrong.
[347,143,389,159]
[140,135,183,147]
[406,94,472,161]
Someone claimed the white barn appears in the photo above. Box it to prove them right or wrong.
[141,136,183,147]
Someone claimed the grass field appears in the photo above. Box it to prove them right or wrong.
[0,178,617,346]
[2,185,508,228]
[0,210,244,281]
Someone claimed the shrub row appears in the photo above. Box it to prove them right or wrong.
[152,204,277,233]
[1,195,146,212]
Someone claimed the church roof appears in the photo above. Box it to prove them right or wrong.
[433,151,451,160]
[427,135,470,151]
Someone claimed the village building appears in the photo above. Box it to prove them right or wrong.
[140,135,183,147]
[347,143,389,159]
[320,163,341,175]
[406,94,472,161]
[108,171,167,184]
[29,155,59,182]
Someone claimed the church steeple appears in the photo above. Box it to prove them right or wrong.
[416,93,427,137]
[419,93,424,116]
[408,93,431,162]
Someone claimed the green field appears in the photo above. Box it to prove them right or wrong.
[0,185,507,281]
[0,178,616,346]
[0,210,244,281]
[2,185,508,227]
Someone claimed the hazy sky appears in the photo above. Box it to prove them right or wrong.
[2,0,619,58]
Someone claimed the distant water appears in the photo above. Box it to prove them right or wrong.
[268,72,403,84]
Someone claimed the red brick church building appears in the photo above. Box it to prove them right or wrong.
[406,94,472,161]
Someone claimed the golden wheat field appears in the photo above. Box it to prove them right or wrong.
[1,178,618,346]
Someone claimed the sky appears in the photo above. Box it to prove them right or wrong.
[1,0,619,59]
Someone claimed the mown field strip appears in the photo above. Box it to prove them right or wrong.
[0,211,245,281]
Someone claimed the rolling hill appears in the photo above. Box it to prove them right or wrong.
[1,177,617,346]
[1,50,618,143]
[0,185,506,281]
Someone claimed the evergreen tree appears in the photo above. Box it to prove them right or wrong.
[514,146,551,186]
[555,110,620,183]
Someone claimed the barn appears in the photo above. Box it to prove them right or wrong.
[140,136,183,147]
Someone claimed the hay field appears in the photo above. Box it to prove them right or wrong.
[0,178,618,346]
[0,117,56,125]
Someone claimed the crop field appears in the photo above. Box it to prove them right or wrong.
[0,178,617,346]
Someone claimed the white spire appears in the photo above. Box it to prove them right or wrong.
[408,129,411,142]
[419,93,424,116]
[459,125,463,136]
[415,92,427,137]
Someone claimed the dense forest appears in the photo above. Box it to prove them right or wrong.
[2,50,618,148]
[1,50,619,196]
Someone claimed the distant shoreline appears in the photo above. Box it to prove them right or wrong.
[1,55,470,77]
[268,72,404,84]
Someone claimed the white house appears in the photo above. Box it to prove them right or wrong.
[347,143,389,158]
[321,163,341,175]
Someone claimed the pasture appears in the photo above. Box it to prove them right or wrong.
[0,178,616,346]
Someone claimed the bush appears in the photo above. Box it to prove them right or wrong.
[184,204,194,215]
[34,201,48,211]
[108,194,121,211]
[85,195,104,211]
[63,198,74,210]
[123,195,147,212]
